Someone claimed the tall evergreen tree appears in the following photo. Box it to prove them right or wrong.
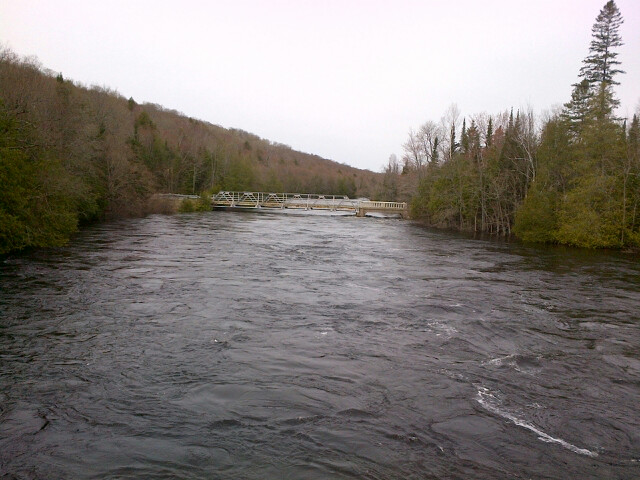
[514,1,634,248]
[460,118,469,154]
[449,123,458,158]
[431,136,439,163]
[507,109,514,136]
[578,0,624,117]
[562,79,592,136]
[579,0,624,85]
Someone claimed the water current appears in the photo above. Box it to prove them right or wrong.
[1,211,639,479]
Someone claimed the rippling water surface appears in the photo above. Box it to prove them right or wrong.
[1,211,639,479]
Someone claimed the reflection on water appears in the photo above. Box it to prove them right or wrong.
[1,211,639,479]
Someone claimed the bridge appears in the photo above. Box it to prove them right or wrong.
[211,191,409,218]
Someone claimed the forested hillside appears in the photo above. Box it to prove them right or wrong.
[0,48,382,254]
[2,0,637,254]
[397,0,639,249]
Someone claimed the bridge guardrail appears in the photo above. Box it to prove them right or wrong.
[211,191,407,216]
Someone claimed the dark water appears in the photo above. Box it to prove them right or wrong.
[1,211,639,479]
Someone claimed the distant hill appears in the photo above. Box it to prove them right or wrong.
[0,48,383,253]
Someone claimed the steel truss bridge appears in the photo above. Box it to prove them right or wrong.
[211,191,408,218]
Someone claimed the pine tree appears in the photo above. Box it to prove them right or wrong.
[562,79,592,136]
[486,117,493,148]
[431,136,439,163]
[514,110,522,133]
[549,0,629,248]
[629,114,639,153]
[579,1,624,85]
[449,123,458,158]
[507,108,514,135]
[578,1,624,117]
[460,118,469,154]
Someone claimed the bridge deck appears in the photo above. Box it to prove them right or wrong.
[211,192,408,218]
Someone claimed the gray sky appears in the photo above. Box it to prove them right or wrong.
[2,0,639,171]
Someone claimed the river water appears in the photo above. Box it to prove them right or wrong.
[1,211,639,479]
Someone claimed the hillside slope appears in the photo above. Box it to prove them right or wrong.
[0,48,383,253]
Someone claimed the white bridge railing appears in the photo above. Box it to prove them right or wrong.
[358,200,407,210]
[211,191,408,216]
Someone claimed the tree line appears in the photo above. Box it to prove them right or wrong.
[0,49,383,254]
[395,0,639,249]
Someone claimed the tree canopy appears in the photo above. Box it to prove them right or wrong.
[401,1,638,249]
[0,49,384,254]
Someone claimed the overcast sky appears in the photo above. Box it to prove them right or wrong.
[2,0,639,171]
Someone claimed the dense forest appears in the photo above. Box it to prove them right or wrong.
[395,0,639,249]
[0,48,384,254]
[2,0,637,254]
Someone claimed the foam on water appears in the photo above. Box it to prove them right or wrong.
[476,387,598,458]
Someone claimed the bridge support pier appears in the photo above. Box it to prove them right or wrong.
[356,208,409,218]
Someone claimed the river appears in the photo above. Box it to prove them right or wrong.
[1,211,639,479]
